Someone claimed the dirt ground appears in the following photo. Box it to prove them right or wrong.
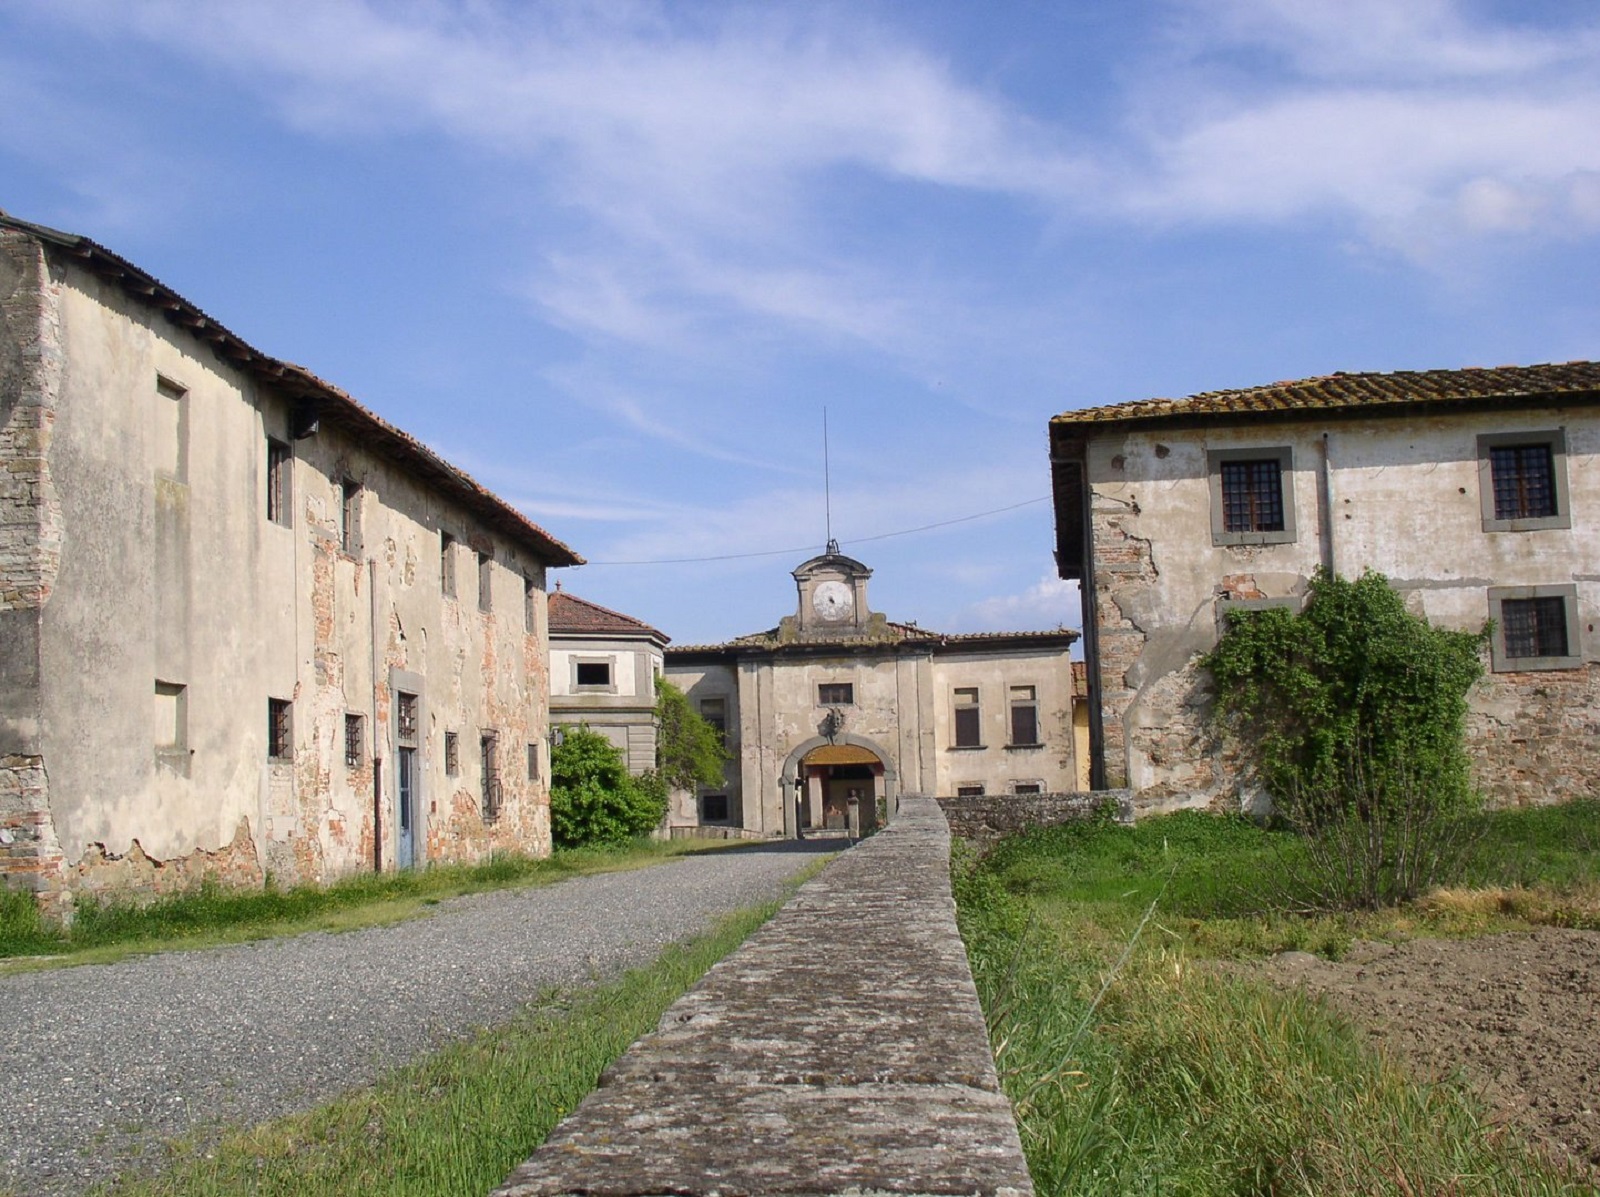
[1257,928,1600,1179]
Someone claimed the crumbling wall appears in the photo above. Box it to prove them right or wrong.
[0,231,68,916]
[1469,663,1600,806]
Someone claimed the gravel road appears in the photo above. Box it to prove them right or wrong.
[0,841,838,1196]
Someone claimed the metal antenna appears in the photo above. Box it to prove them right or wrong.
[823,408,838,554]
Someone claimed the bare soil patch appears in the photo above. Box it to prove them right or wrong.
[1258,928,1600,1179]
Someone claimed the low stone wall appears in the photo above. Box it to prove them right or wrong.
[936,790,1133,847]
[492,796,1033,1197]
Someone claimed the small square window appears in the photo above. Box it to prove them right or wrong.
[477,550,493,613]
[953,687,982,749]
[444,731,460,776]
[818,682,853,706]
[576,661,612,689]
[268,698,292,760]
[702,794,730,822]
[266,439,292,526]
[1478,431,1571,532]
[1488,586,1581,671]
[441,532,457,597]
[1208,447,1296,546]
[956,784,985,798]
[345,713,364,769]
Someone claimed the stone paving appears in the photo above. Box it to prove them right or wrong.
[493,796,1034,1197]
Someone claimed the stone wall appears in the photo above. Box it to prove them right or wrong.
[936,790,1133,845]
[492,797,1034,1197]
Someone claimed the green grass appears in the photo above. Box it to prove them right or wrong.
[0,837,743,968]
[91,883,808,1197]
[955,803,1600,1196]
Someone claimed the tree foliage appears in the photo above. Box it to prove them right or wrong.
[1204,569,1488,908]
[653,677,728,792]
[548,727,667,848]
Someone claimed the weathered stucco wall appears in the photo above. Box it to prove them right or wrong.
[548,634,661,775]
[0,228,563,911]
[1083,410,1600,810]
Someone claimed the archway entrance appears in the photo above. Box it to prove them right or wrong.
[799,743,883,833]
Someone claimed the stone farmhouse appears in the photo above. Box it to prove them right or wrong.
[664,547,1079,836]
[548,588,668,776]
[1049,363,1600,812]
[0,213,582,916]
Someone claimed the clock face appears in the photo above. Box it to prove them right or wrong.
[812,580,854,622]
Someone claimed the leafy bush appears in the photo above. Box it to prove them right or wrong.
[1205,569,1487,908]
[549,726,667,847]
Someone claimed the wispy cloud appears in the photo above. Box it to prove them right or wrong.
[965,574,1080,632]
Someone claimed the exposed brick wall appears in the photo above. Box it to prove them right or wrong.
[1469,662,1600,806]
[1,231,68,916]
[70,818,264,901]
[934,790,1133,846]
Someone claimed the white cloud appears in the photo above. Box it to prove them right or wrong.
[965,574,1080,633]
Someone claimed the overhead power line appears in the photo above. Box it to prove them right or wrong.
[581,495,1049,567]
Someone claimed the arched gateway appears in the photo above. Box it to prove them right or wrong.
[779,734,896,837]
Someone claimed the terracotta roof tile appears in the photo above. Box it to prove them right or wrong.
[1051,362,1600,429]
[549,591,667,641]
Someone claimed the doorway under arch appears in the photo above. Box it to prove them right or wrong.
[780,735,896,836]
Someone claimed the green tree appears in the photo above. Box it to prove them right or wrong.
[549,727,666,848]
[653,677,728,791]
[1204,569,1487,908]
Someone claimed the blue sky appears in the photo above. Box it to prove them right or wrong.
[4,1,1598,645]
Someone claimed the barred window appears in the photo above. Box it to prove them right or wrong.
[1220,459,1284,534]
[444,731,460,775]
[527,742,539,782]
[340,479,362,554]
[956,784,985,797]
[481,733,502,823]
[397,692,418,744]
[1501,596,1569,660]
[1489,444,1557,522]
[344,713,364,769]
[701,794,730,822]
[699,697,728,747]
[818,683,853,706]
[268,698,292,759]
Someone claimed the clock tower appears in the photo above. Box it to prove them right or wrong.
[791,541,874,638]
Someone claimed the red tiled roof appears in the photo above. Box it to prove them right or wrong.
[667,623,1076,656]
[1051,362,1600,429]
[549,591,667,642]
[0,211,583,567]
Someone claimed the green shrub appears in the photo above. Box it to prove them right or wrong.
[549,727,667,848]
[1205,569,1487,908]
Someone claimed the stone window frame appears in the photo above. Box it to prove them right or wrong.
[527,742,540,782]
[155,680,189,774]
[1487,584,1582,672]
[444,730,460,776]
[1012,781,1044,795]
[573,657,617,693]
[477,549,494,613]
[1207,446,1297,546]
[1477,430,1571,532]
[481,731,502,823]
[817,681,854,706]
[955,783,985,797]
